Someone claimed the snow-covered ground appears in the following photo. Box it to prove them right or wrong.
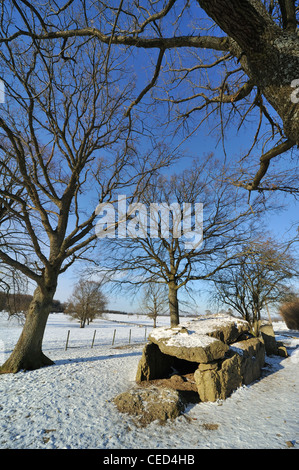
[0,311,298,450]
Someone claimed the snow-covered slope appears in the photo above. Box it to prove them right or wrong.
[0,312,298,449]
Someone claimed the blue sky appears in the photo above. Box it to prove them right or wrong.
[54,130,299,313]
[54,91,299,312]
[3,1,298,316]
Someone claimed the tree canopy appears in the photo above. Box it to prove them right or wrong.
[0,6,173,372]
[65,280,107,328]
[1,0,298,193]
[0,0,298,372]
[95,156,265,326]
[211,236,299,329]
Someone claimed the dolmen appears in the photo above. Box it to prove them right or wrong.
[136,313,266,402]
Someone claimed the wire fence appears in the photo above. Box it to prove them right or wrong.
[64,325,150,351]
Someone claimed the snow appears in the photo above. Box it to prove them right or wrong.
[149,324,219,349]
[0,312,299,450]
[166,332,217,349]
[149,313,248,348]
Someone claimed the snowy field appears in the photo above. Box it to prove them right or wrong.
[0,311,299,451]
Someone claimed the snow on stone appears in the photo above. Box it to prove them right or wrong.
[149,324,218,348]
[165,331,217,349]
[149,313,248,348]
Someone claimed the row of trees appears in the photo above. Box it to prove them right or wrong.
[91,156,298,328]
[65,231,299,329]
[0,0,298,373]
[0,292,65,322]
[211,238,298,331]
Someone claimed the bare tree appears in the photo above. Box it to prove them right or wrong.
[0,26,172,373]
[211,236,298,331]
[0,198,30,323]
[0,1,297,371]
[1,0,298,194]
[0,149,29,302]
[139,282,168,327]
[96,156,265,326]
[65,280,107,328]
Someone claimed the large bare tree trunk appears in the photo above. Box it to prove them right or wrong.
[197,0,299,145]
[0,283,57,373]
[168,282,179,327]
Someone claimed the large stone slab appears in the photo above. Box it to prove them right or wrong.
[149,328,228,363]
[148,314,250,364]
[134,314,267,405]
[259,322,279,355]
[230,337,265,385]
[136,342,175,382]
[203,315,250,344]
[193,337,265,401]
[194,353,243,402]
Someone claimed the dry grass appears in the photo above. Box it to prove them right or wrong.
[279,299,299,330]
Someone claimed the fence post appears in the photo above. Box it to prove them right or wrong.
[65,330,70,351]
[91,330,96,348]
[112,329,116,345]
[144,327,147,341]
[129,329,131,344]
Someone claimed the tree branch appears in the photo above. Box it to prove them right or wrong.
[0,27,230,52]
[0,249,41,284]
[125,47,165,117]
[234,139,295,191]
[197,0,278,53]
[278,0,297,31]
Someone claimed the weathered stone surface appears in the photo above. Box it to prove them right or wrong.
[194,337,265,401]
[203,316,250,344]
[149,334,229,364]
[135,342,174,382]
[149,326,230,365]
[194,353,243,402]
[194,367,221,402]
[230,337,265,385]
[220,353,243,396]
[197,361,218,371]
[148,314,250,364]
[277,341,288,357]
[259,322,279,355]
[113,386,185,427]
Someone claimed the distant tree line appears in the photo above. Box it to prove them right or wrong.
[0,291,66,318]
[104,310,133,315]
